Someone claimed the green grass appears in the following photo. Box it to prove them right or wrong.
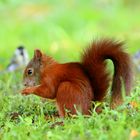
[0,0,140,140]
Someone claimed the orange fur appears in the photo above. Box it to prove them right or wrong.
[22,39,133,117]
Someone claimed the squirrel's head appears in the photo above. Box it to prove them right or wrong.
[23,49,44,87]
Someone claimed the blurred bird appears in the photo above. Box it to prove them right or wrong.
[133,51,140,72]
[6,46,29,72]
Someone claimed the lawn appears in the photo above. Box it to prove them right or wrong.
[0,0,140,140]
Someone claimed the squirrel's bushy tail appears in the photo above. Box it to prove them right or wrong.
[81,39,133,107]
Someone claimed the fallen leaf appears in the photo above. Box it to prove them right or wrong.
[130,129,139,138]
[129,101,139,108]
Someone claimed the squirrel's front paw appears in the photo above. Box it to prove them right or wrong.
[21,88,33,95]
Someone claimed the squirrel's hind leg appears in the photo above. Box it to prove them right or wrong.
[56,82,92,117]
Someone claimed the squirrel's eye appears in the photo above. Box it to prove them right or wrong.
[27,68,33,76]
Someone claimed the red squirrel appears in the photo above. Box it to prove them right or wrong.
[21,39,133,117]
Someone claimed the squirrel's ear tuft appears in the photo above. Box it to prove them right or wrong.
[34,49,42,60]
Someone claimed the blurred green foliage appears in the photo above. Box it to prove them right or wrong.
[0,0,140,66]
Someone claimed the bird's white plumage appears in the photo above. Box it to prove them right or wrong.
[7,46,29,72]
